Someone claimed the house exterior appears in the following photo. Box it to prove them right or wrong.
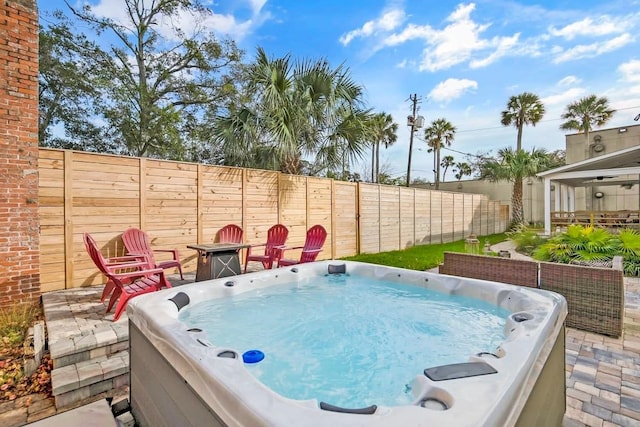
[420,123,640,226]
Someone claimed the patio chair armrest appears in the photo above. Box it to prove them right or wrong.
[111,267,164,281]
[106,260,150,272]
[246,243,267,255]
[154,248,180,260]
[277,245,303,251]
[275,245,307,259]
[107,255,146,263]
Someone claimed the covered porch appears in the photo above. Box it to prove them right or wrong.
[538,145,640,235]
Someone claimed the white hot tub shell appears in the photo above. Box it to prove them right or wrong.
[127,260,568,427]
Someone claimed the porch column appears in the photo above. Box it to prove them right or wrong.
[562,184,569,213]
[544,178,552,235]
[554,183,561,211]
[569,186,575,212]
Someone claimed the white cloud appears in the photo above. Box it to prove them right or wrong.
[248,0,267,15]
[541,88,586,107]
[90,0,264,42]
[339,8,406,45]
[200,12,256,39]
[91,0,131,25]
[383,23,435,46]
[557,76,581,86]
[618,59,640,83]
[548,16,632,40]
[470,33,519,68]
[417,3,491,72]
[379,3,521,72]
[553,34,633,63]
[429,78,478,103]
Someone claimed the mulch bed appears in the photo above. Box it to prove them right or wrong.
[0,348,52,402]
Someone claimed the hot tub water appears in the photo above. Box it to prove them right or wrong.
[179,274,510,408]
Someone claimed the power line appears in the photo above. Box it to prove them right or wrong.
[414,134,485,159]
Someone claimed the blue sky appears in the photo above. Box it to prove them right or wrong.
[39,0,640,182]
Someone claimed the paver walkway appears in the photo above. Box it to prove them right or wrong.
[492,240,640,426]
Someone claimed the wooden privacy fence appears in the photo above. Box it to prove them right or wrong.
[38,148,509,291]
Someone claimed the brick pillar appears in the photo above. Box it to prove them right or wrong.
[0,0,40,306]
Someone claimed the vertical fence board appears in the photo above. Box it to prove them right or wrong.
[441,192,455,242]
[63,151,74,289]
[453,193,465,241]
[196,164,203,245]
[415,189,431,245]
[278,175,307,257]
[474,197,482,236]
[38,150,66,292]
[463,194,474,237]
[333,181,357,258]
[379,186,400,252]
[358,184,380,254]
[306,177,333,260]
[244,170,279,244]
[481,199,490,236]
[139,158,146,231]
[430,191,443,244]
[399,187,415,249]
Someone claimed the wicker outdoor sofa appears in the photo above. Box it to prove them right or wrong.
[439,252,624,337]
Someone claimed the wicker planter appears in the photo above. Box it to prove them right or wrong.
[439,252,624,337]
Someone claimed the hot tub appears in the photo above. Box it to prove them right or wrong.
[127,260,567,427]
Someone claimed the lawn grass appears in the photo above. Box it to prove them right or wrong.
[340,233,509,271]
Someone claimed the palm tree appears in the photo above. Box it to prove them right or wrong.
[480,147,550,227]
[424,118,456,190]
[454,162,472,181]
[440,155,455,181]
[560,95,616,159]
[369,113,398,183]
[501,92,546,152]
[214,47,370,175]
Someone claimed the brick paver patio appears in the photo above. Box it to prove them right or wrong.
[562,277,640,427]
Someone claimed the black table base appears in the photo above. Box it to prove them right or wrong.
[195,250,242,281]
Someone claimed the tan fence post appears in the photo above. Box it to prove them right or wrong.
[64,151,74,289]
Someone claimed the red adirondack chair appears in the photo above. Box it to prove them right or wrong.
[84,233,172,321]
[244,224,289,273]
[82,234,151,303]
[122,227,184,280]
[215,224,243,244]
[276,225,327,267]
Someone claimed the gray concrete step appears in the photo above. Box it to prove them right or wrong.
[49,324,129,369]
[51,351,129,409]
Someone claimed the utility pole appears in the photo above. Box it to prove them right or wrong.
[406,94,419,187]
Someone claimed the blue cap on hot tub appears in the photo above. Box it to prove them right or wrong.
[242,349,265,364]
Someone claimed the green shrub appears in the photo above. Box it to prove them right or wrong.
[507,226,547,255]
[531,224,640,276]
[614,228,640,275]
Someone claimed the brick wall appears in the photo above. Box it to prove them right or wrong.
[0,0,40,306]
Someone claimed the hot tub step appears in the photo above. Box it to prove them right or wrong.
[51,350,130,409]
[49,323,129,369]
